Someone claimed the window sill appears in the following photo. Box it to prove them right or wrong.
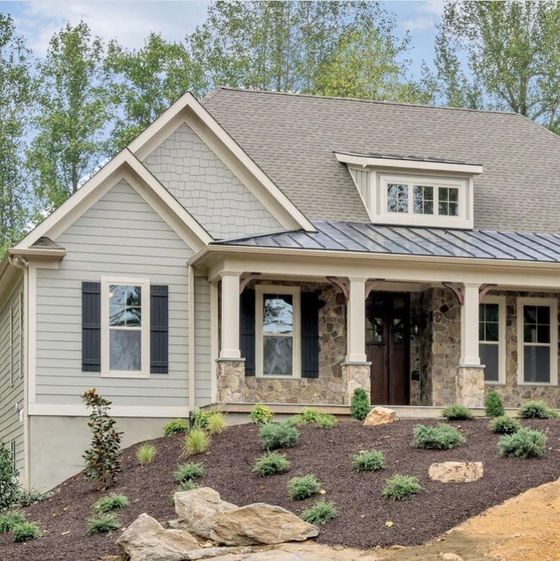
[517,381,557,387]
[255,374,300,380]
[102,371,151,379]
[485,380,506,386]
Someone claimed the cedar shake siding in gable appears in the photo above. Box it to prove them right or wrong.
[143,123,282,240]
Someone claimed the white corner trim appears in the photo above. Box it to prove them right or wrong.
[28,403,189,418]
[188,264,196,412]
[27,263,37,404]
[210,280,219,402]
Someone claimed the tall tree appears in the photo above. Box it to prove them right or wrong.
[0,15,32,254]
[436,1,560,130]
[106,33,206,151]
[28,22,111,210]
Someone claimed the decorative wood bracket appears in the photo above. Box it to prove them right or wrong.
[365,278,385,300]
[442,282,464,305]
[239,272,261,294]
[326,276,349,301]
[479,284,497,300]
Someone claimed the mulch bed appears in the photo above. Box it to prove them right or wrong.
[1,418,560,561]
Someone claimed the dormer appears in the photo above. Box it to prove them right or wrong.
[335,152,483,230]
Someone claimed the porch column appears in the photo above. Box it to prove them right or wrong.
[457,282,485,407]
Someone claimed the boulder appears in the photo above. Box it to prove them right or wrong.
[429,462,483,483]
[116,513,200,561]
[175,488,238,534]
[193,503,319,546]
[363,406,398,427]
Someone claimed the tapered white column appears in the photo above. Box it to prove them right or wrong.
[220,272,241,359]
[346,277,367,363]
[460,283,481,366]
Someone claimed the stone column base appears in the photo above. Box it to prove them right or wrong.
[455,365,485,407]
[216,359,245,403]
[341,362,371,405]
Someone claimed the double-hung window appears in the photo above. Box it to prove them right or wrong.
[517,298,558,385]
[101,278,150,378]
[479,297,506,384]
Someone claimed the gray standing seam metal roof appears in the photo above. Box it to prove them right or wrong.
[215,221,560,263]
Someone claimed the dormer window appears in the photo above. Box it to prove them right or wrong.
[336,152,482,230]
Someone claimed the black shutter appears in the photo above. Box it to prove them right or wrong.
[150,285,169,374]
[240,289,255,376]
[82,282,101,372]
[301,291,321,378]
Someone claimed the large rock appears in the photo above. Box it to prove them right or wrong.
[116,513,200,561]
[429,462,483,483]
[363,406,398,427]
[193,503,319,546]
[175,488,238,534]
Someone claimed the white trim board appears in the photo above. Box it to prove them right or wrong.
[28,403,189,418]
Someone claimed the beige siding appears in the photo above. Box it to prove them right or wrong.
[143,123,282,240]
[0,278,25,475]
[194,276,211,407]
[35,180,192,409]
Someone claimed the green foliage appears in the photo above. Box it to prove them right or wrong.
[178,479,200,491]
[412,423,465,450]
[259,422,299,450]
[93,494,128,514]
[382,475,422,501]
[442,404,473,421]
[300,500,337,525]
[12,521,40,542]
[298,408,321,424]
[350,388,371,421]
[315,413,337,429]
[485,391,505,417]
[136,444,156,467]
[0,512,26,533]
[191,409,213,430]
[249,403,274,425]
[352,450,385,472]
[185,428,209,456]
[163,418,189,437]
[488,416,521,435]
[81,389,122,489]
[0,440,20,512]
[206,412,226,435]
[498,428,547,459]
[287,474,321,501]
[518,400,558,419]
[288,411,337,429]
[13,488,52,508]
[174,462,205,483]
[253,452,290,477]
[86,513,120,535]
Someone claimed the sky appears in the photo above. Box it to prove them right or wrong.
[0,0,443,76]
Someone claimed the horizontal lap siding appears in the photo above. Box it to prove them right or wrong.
[0,279,25,475]
[194,277,211,407]
[35,180,191,408]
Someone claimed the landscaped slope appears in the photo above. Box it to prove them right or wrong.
[1,418,560,561]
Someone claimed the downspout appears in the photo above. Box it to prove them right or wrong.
[187,262,196,415]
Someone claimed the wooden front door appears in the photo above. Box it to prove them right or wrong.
[366,292,410,405]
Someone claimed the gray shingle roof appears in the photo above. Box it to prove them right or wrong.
[203,87,560,233]
[215,221,560,263]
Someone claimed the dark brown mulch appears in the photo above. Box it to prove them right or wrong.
[1,418,560,561]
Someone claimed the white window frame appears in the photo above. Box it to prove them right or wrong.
[255,285,301,379]
[517,297,558,386]
[479,296,506,385]
[101,277,151,379]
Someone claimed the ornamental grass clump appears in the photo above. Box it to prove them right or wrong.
[0,512,26,534]
[174,462,204,483]
[260,422,299,450]
[350,388,370,421]
[249,403,274,425]
[485,390,505,417]
[185,428,209,456]
[498,428,547,459]
[300,500,337,525]
[412,423,465,450]
[518,400,558,419]
[352,450,385,472]
[86,513,120,535]
[11,521,40,542]
[206,412,226,435]
[442,404,473,421]
[136,444,157,466]
[488,416,521,435]
[253,452,290,477]
[93,494,128,514]
[382,475,422,501]
[163,419,189,437]
[287,474,321,500]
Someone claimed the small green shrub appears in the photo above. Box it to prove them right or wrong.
[0,441,20,512]
[260,422,299,450]
[350,388,371,421]
[412,423,465,450]
[442,404,473,421]
[207,412,226,435]
[163,418,189,437]
[185,428,209,455]
[300,500,337,525]
[0,512,26,533]
[488,416,520,435]
[298,408,321,424]
[498,428,547,459]
[12,521,40,542]
[352,450,385,472]
[287,474,321,500]
[288,412,337,429]
[485,390,505,417]
[253,452,290,477]
[178,480,199,491]
[86,513,120,535]
[137,444,157,466]
[249,403,274,425]
[191,409,213,430]
[13,489,52,508]
[93,494,128,514]
[518,400,557,419]
[382,475,422,501]
[174,462,204,483]
[315,413,337,429]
